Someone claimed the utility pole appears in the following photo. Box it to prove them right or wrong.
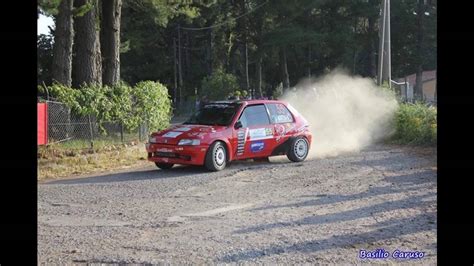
[414,0,427,101]
[385,0,391,86]
[377,0,391,87]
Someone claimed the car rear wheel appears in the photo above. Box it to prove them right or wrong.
[287,137,309,162]
[205,141,227,171]
[155,162,174,170]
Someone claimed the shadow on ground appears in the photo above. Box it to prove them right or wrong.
[250,169,436,213]
[46,165,209,185]
[45,156,311,185]
[220,211,436,262]
[223,168,437,262]
[235,191,435,234]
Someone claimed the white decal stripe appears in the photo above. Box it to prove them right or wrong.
[249,135,273,141]
[174,127,192,132]
[162,131,183,138]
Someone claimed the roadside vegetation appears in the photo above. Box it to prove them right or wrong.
[38,81,172,180]
[390,102,437,145]
[39,80,172,133]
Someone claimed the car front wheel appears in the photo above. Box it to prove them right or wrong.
[287,137,309,162]
[205,141,227,171]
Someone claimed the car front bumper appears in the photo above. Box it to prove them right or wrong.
[146,143,208,166]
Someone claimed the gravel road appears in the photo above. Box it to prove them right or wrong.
[38,144,437,264]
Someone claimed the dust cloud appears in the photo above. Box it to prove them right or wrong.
[281,69,398,159]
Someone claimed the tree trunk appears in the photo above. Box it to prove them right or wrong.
[177,25,183,107]
[100,0,122,86]
[185,31,191,77]
[307,46,312,78]
[236,0,248,92]
[173,38,178,104]
[52,0,74,86]
[245,42,250,96]
[415,66,423,101]
[368,15,377,78]
[367,0,378,78]
[256,56,263,98]
[414,0,425,100]
[280,47,290,90]
[95,18,102,85]
[72,0,102,88]
[207,28,213,75]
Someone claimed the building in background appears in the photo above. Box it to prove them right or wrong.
[396,70,436,104]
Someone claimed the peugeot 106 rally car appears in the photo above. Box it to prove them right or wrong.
[146,100,312,171]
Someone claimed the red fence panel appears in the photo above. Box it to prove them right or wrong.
[38,103,48,145]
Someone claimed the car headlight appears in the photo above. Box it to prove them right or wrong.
[149,136,156,143]
[178,139,201,145]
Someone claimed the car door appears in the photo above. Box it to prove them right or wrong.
[234,104,276,159]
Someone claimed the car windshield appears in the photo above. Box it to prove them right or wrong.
[184,103,241,126]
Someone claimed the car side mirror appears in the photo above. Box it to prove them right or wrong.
[234,121,243,129]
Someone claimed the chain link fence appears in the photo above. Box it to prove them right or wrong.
[44,100,148,147]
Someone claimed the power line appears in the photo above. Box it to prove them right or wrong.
[180,0,269,31]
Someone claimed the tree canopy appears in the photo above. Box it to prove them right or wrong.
[38,0,437,105]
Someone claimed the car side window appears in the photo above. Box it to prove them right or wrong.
[266,103,294,124]
[239,104,270,127]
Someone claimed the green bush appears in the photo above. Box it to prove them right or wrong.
[106,81,134,129]
[201,68,239,100]
[227,89,248,99]
[41,80,172,133]
[392,102,437,145]
[132,81,172,132]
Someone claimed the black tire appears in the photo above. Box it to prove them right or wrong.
[287,137,309,162]
[204,141,227,171]
[155,162,174,170]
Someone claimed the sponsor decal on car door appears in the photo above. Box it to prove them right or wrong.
[235,104,277,158]
[243,126,275,157]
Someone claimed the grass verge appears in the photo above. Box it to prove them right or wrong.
[38,141,149,181]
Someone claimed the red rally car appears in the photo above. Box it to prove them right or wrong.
[146,99,312,171]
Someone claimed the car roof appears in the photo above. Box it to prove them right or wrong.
[207,99,286,105]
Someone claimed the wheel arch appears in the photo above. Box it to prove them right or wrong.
[270,135,309,156]
[209,138,233,162]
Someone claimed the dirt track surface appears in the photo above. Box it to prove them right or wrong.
[38,144,437,264]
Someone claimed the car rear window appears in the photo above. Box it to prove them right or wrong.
[266,103,294,123]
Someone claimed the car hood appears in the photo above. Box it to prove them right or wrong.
[151,124,226,145]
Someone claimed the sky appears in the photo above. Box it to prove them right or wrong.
[38,13,54,35]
